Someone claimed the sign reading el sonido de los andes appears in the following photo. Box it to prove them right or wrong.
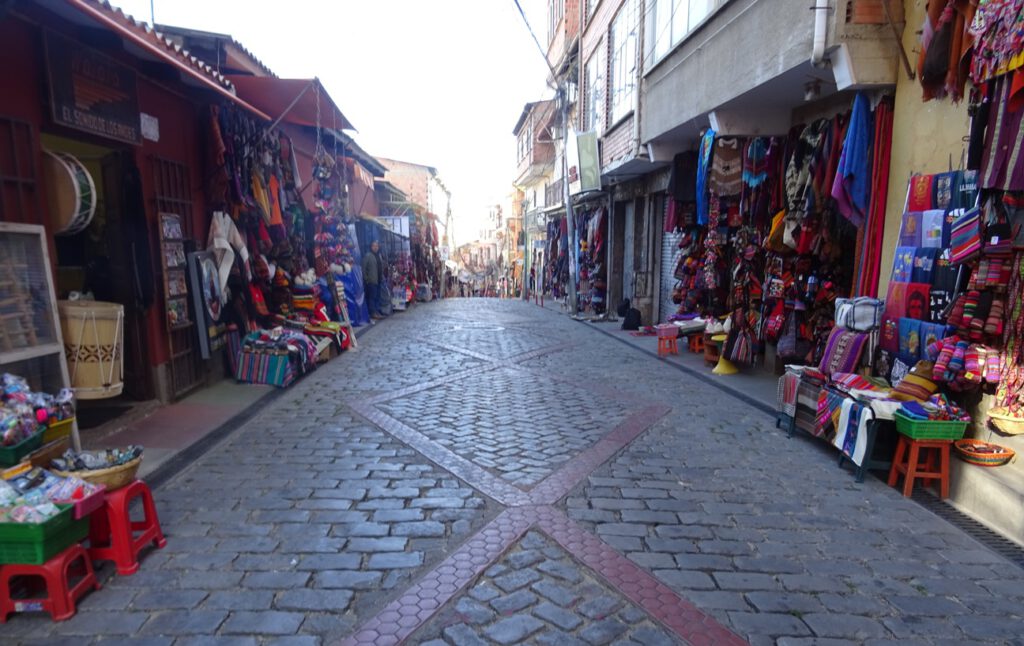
[45,31,142,146]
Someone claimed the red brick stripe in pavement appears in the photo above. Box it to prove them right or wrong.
[341,508,535,646]
[340,341,748,645]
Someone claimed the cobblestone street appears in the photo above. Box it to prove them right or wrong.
[9,298,1024,645]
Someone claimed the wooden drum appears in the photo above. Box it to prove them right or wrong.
[58,300,124,399]
[43,151,97,236]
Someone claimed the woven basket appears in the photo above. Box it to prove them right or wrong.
[53,456,142,491]
[954,440,1015,467]
[988,407,1024,436]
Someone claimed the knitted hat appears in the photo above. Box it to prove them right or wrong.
[932,335,959,382]
[947,293,967,329]
[960,291,981,329]
[985,298,1005,336]
[971,291,993,331]
[944,340,969,381]
[974,259,989,289]
[964,345,982,383]
[985,349,1002,383]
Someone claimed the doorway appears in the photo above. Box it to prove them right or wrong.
[42,134,155,428]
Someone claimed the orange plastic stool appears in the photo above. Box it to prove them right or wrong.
[657,335,679,357]
[0,543,100,622]
[88,480,166,575]
[687,334,705,354]
[887,435,952,499]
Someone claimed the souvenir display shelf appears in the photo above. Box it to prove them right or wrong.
[0,224,78,450]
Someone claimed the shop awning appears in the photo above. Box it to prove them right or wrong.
[225,76,355,131]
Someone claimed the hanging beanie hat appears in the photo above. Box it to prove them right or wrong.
[985,298,1005,336]
[947,293,967,329]
[964,345,982,383]
[932,335,959,382]
[944,340,969,381]
[984,349,1003,383]
[959,291,981,329]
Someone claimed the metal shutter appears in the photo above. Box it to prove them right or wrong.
[659,197,683,323]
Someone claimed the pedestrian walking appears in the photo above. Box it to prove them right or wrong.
[362,240,386,320]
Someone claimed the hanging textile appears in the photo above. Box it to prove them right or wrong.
[832,93,872,226]
[710,137,743,196]
[979,72,1024,191]
[696,129,716,226]
[854,97,894,297]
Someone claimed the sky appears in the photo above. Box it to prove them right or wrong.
[113,0,554,244]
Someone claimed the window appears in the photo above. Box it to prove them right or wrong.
[517,121,533,162]
[647,0,719,67]
[608,0,639,124]
[548,0,564,44]
[584,44,605,133]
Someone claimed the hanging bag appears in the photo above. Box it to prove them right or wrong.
[835,297,885,331]
[949,206,982,264]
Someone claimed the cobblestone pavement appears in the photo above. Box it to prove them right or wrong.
[10,298,1024,645]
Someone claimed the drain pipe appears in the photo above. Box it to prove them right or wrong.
[811,0,829,68]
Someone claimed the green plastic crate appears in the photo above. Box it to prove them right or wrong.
[0,430,44,467]
[0,505,88,565]
[0,517,89,565]
[894,411,968,440]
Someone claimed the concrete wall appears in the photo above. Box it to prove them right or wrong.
[642,0,817,142]
[879,0,1022,548]
[876,0,969,298]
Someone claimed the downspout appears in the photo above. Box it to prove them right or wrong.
[632,0,644,156]
[811,0,829,68]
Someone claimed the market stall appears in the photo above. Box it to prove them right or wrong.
[664,92,896,373]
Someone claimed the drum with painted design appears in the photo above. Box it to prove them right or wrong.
[43,151,97,236]
[58,300,124,399]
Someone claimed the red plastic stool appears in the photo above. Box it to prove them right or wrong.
[88,480,167,575]
[887,435,952,499]
[0,543,100,622]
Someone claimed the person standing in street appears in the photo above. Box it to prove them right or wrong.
[362,240,385,320]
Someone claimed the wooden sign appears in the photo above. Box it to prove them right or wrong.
[45,32,142,145]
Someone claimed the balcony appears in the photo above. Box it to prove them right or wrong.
[516,142,556,187]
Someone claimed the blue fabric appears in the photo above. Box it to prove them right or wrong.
[833,93,872,226]
[339,268,370,326]
[696,129,716,226]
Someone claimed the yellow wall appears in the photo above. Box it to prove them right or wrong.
[878,0,970,296]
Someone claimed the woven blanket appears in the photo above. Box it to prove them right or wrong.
[832,397,872,467]
[778,371,800,416]
[815,387,848,440]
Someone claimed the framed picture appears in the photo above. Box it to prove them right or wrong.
[160,213,183,240]
[166,270,188,297]
[166,297,190,328]
[163,242,186,268]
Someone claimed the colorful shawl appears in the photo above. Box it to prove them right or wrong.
[832,93,872,226]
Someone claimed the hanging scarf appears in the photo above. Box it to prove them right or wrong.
[743,138,769,187]
[696,129,716,226]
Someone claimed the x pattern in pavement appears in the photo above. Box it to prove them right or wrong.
[10,298,1024,645]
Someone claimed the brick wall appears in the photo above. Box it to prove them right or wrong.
[600,115,634,170]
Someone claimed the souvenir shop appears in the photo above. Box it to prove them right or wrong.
[775,1,1024,543]
[542,198,608,312]
[664,91,896,374]
[208,99,362,388]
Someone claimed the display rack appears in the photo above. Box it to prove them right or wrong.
[0,223,78,449]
